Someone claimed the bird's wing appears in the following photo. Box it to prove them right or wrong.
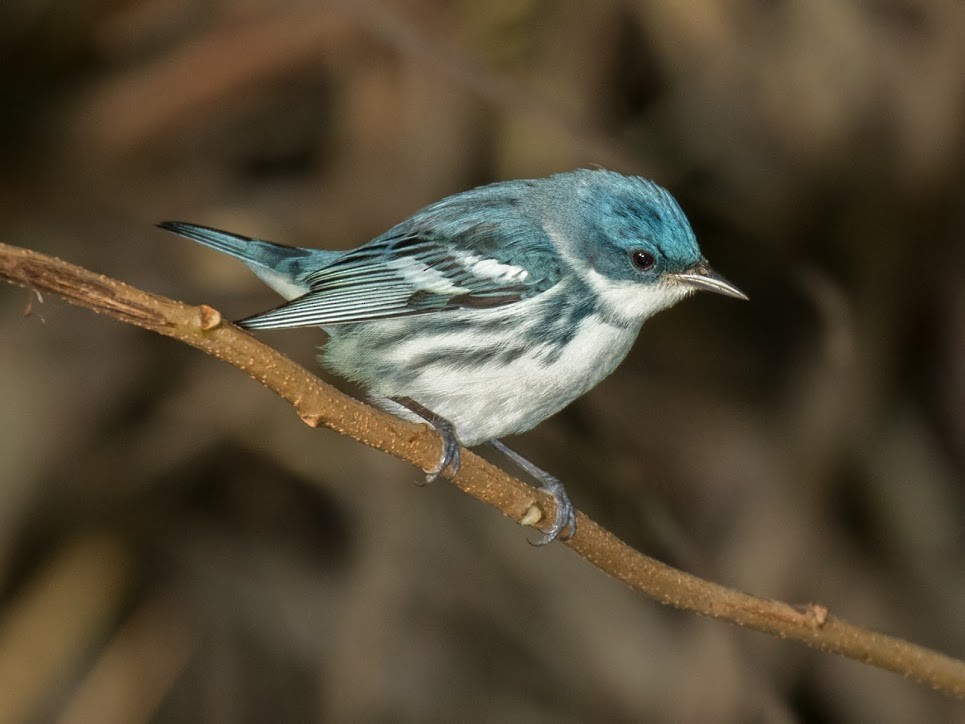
[238,201,563,329]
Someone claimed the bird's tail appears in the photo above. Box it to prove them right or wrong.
[158,221,337,300]
[158,221,305,264]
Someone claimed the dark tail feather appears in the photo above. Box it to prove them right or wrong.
[159,220,342,300]
[158,221,284,262]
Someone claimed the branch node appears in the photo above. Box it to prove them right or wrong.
[197,304,223,330]
[805,603,829,628]
[520,504,542,528]
[298,411,324,428]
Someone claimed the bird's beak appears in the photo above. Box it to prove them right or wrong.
[672,260,748,300]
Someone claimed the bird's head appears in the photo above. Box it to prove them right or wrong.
[540,169,747,325]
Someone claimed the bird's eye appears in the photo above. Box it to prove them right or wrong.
[631,250,656,271]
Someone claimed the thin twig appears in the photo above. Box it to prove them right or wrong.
[2,241,964,700]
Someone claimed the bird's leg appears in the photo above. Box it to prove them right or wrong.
[391,396,461,482]
[489,440,576,545]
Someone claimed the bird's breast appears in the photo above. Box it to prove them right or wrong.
[435,312,639,444]
[321,282,643,445]
[360,316,639,446]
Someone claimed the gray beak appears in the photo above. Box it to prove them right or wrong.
[672,260,748,300]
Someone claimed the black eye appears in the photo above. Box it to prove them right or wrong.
[631,250,656,271]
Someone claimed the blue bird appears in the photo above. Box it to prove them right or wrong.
[159,168,746,544]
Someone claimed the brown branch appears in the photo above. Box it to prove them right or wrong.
[2,240,964,700]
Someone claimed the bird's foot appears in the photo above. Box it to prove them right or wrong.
[528,474,577,546]
[489,439,577,544]
[390,396,462,483]
[423,415,461,483]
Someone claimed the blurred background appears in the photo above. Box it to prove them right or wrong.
[1,1,964,721]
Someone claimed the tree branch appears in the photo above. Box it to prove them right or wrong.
[2,240,963,700]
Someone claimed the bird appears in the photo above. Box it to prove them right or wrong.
[159,168,746,544]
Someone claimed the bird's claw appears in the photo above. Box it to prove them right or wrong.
[487,439,577,545]
[527,478,577,546]
[424,426,461,483]
[388,397,462,485]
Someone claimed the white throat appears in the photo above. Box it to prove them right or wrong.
[582,270,692,325]
[544,223,693,326]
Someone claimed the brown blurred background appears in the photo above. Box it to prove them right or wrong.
[1,1,964,722]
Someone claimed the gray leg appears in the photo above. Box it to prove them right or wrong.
[391,396,461,481]
[489,439,576,545]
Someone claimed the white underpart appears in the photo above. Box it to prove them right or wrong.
[341,282,643,444]
[391,306,641,444]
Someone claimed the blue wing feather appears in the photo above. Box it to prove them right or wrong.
[236,187,564,329]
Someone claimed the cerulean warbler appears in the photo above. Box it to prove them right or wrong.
[160,169,746,544]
